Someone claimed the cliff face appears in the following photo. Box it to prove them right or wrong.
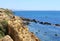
[0,8,40,41]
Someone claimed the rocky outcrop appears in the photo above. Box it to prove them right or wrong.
[0,8,40,41]
[0,35,13,41]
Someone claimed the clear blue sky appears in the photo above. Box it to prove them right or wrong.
[0,0,60,10]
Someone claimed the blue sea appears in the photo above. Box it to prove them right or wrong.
[14,11,60,41]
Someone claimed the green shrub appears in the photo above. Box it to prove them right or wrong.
[4,10,14,15]
[0,20,8,37]
[0,25,5,38]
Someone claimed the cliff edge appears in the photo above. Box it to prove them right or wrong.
[0,8,40,41]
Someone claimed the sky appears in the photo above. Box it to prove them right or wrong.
[0,0,60,10]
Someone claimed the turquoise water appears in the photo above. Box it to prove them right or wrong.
[14,11,60,41]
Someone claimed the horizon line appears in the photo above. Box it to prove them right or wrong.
[12,9,60,11]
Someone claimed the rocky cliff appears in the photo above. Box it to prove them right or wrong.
[0,8,40,41]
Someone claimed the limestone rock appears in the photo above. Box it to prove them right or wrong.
[7,16,40,41]
[0,8,40,41]
[2,35,13,41]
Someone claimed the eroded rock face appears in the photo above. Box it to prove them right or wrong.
[0,8,40,41]
[2,35,13,41]
[0,35,13,41]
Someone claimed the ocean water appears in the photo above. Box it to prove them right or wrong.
[14,11,60,41]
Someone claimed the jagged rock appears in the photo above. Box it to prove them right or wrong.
[8,16,40,41]
[0,8,40,41]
